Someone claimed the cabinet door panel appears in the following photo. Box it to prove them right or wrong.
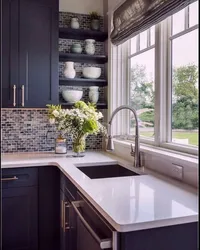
[19,0,58,108]
[2,186,38,250]
[60,189,70,250]
[2,0,19,108]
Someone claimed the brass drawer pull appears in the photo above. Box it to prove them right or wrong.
[1,176,18,181]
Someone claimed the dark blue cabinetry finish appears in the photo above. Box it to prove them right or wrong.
[2,179,38,250]
[2,0,58,108]
[38,166,60,250]
[60,172,77,250]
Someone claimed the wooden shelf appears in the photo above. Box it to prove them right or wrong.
[59,78,107,87]
[59,52,108,64]
[60,102,108,109]
[59,28,108,42]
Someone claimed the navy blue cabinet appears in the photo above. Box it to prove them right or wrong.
[60,172,77,250]
[2,0,58,108]
[2,186,38,250]
[38,166,60,250]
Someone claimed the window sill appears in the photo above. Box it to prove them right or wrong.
[108,139,198,187]
[113,139,198,163]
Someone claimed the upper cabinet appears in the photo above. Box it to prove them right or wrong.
[2,0,59,108]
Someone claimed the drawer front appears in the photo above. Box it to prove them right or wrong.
[2,168,38,188]
[60,172,77,201]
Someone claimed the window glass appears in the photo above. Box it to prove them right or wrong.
[129,49,155,139]
[131,36,137,54]
[172,8,185,35]
[140,30,148,50]
[150,26,155,46]
[189,1,198,27]
[171,29,198,147]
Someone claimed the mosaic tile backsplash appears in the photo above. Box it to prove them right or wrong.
[1,12,107,153]
[1,109,106,153]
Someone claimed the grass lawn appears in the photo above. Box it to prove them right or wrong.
[140,131,198,146]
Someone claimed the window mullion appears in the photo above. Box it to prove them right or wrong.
[154,23,161,146]
[166,17,172,143]
[185,6,189,29]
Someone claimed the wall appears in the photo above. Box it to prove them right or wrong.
[59,0,103,15]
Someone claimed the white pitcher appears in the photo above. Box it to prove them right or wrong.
[89,86,99,103]
[64,62,76,79]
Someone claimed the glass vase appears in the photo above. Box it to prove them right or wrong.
[72,135,86,157]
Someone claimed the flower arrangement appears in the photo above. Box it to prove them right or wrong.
[89,11,100,20]
[47,101,106,156]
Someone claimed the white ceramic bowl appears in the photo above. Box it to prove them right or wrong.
[62,90,83,103]
[82,67,101,79]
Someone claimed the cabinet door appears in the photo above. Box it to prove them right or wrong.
[60,189,70,250]
[2,0,19,108]
[38,166,60,250]
[18,0,58,108]
[60,188,77,250]
[2,186,38,250]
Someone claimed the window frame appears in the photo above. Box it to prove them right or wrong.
[125,4,199,155]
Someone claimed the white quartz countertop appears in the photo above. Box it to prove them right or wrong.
[1,151,198,232]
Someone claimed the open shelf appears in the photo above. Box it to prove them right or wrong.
[59,78,107,87]
[59,28,108,42]
[60,102,108,109]
[59,52,108,64]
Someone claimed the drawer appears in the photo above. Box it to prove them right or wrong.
[60,172,77,201]
[2,167,38,189]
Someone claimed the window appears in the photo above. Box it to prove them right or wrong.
[170,5,199,149]
[129,27,155,141]
[125,2,199,154]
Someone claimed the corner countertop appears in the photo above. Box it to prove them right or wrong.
[1,151,198,232]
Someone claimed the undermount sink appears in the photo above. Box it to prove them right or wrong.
[76,164,140,179]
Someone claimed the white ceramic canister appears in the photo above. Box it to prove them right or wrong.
[85,39,95,55]
[89,86,99,103]
[64,62,76,79]
[70,17,80,29]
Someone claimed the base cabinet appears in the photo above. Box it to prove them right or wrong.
[2,186,38,250]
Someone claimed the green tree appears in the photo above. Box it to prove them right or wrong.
[173,65,198,102]
[172,64,198,130]
[130,64,155,110]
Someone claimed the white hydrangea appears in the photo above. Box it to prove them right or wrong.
[52,110,59,117]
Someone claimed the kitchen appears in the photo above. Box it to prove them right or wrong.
[1,0,198,249]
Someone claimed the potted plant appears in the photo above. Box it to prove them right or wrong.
[89,11,100,31]
[47,101,106,157]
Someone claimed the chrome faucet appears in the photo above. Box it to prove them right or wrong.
[106,105,141,168]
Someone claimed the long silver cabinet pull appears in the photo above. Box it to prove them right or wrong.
[71,201,112,249]
[63,201,70,232]
[1,176,18,181]
[13,85,16,107]
[61,200,64,229]
[21,85,25,107]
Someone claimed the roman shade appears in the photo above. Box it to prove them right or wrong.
[110,0,196,45]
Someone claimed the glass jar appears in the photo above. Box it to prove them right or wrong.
[55,135,67,154]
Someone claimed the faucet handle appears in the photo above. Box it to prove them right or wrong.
[130,144,135,157]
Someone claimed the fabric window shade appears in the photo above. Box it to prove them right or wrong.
[110,0,196,45]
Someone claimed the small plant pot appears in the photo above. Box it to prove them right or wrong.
[90,19,100,31]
